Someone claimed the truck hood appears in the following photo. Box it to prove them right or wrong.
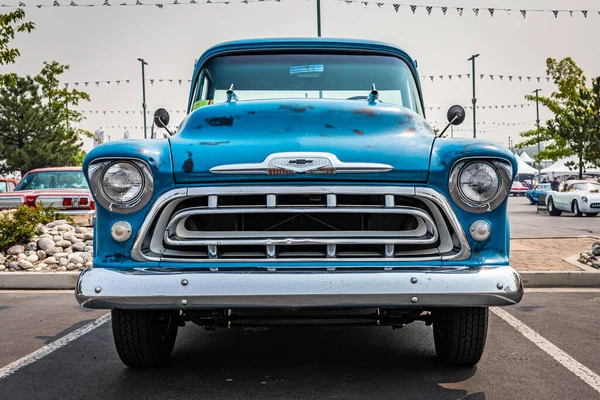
[171,99,435,184]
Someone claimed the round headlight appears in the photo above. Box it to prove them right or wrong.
[101,162,144,203]
[458,161,501,204]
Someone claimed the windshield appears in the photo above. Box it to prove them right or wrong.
[0,181,7,193]
[16,171,89,191]
[572,182,600,192]
[192,52,423,115]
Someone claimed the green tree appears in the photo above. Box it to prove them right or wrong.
[516,58,600,179]
[0,9,35,85]
[0,64,92,174]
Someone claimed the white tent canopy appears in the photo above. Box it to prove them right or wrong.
[541,156,600,176]
[516,156,539,175]
[519,152,535,164]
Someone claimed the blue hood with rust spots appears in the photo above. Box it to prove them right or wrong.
[170,98,435,183]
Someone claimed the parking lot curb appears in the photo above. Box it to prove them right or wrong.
[0,272,80,290]
[521,271,600,288]
[1,270,600,290]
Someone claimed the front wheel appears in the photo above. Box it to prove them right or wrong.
[573,201,583,217]
[433,307,488,366]
[112,309,179,367]
[548,197,562,216]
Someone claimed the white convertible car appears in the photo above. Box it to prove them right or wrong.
[547,180,600,217]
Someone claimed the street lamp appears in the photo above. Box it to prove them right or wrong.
[316,0,322,37]
[467,54,480,138]
[533,88,542,176]
[137,58,149,139]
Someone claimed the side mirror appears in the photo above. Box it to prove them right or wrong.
[447,105,466,125]
[438,105,466,137]
[153,108,170,128]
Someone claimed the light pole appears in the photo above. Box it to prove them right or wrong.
[533,88,542,176]
[508,136,511,151]
[137,58,149,139]
[468,54,480,138]
[316,0,321,36]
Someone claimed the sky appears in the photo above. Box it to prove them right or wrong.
[3,0,600,151]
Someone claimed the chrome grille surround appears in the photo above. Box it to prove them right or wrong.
[131,186,471,263]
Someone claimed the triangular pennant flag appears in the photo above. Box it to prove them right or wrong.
[569,10,573,17]
[18,1,25,5]
[537,77,541,82]
[480,74,484,79]
[429,76,434,81]
[518,76,522,81]
[70,1,77,5]
[488,8,494,17]
[473,8,478,16]
[499,75,503,81]
[410,5,416,14]
[74,82,79,87]
[53,1,59,6]
[190,0,197,4]
[85,82,89,86]
[546,77,550,82]
[150,79,154,85]
[362,2,368,8]
[489,75,494,80]
[126,79,130,83]
[501,105,504,109]
[582,10,588,18]
[527,76,531,81]
[508,76,513,81]
[156,3,163,7]
[393,4,399,12]
[552,10,558,18]
[178,79,182,85]
[506,9,511,15]
[441,6,447,15]
[448,75,452,80]
[439,75,443,80]
[520,10,526,18]
[103,0,110,5]
[106,81,110,85]
[466,74,470,79]
[456,7,463,16]
[116,80,120,85]
[168,79,173,83]
[95,81,100,86]
[345,0,351,4]
[136,0,142,4]
[426,6,432,15]
[159,79,164,83]
[376,3,383,8]
[457,74,462,79]
[520,104,524,108]
[174,0,179,3]
[37,5,42,8]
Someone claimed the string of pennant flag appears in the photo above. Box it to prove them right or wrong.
[60,74,556,88]
[5,0,600,18]
[334,1,600,19]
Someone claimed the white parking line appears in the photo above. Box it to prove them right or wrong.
[491,307,600,394]
[0,313,110,381]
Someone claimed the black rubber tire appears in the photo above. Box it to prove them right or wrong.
[573,201,583,217]
[548,197,562,216]
[586,213,598,217]
[433,307,488,367]
[111,309,179,367]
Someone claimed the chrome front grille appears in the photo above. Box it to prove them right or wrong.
[132,186,470,263]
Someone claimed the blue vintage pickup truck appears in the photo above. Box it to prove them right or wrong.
[77,38,523,368]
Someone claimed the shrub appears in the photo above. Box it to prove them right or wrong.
[0,203,67,251]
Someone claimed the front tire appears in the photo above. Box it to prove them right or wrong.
[433,307,488,367]
[573,201,583,217]
[548,197,562,216]
[112,309,179,367]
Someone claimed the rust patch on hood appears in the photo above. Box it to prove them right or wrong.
[205,116,235,126]
[199,141,230,146]
[353,129,364,135]
[279,105,314,113]
[354,108,378,118]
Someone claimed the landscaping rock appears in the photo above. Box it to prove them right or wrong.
[39,234,53,240]
[75,227,86,234]
[0,255,4,265]
[37,238,55,251]
[592,245,600,257]
[83,233,94,241]
[85,261,93,268]
[26,242,38,251]
[26,254,39,263]
[66,263,76,270]
[34,266,43,272]
[52,235,64,242]
[45,257,57,264]
[0,264,5,271]
[8,261,18,269]
[57,225,72,232]
[55,240,72,249]
[69,255,84,265]
[72,242,86,252]
[48,220,68,228]
[57,266,67,271]
[17,253,27,260]
[45,247,63,256]
[37,250,46,260]
[58,258,69,267]
[64,234,78,244]
[53,252,68,259]
[85,246,94,253]
[36,226,48,235]
[85,240,93,246]
[17,260,33,270]
[7,245,24,256]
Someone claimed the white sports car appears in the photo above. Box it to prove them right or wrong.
[546,180,600,217]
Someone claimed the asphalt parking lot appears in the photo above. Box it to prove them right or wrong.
[1,290,599,400]
[508,196,600,238]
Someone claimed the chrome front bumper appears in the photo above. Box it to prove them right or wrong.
[76,266,523,309]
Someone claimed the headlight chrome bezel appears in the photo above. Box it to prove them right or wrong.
[449,158,513,213]
[88,158,154,214]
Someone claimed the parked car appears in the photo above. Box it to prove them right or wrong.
[547,180,600,217]
[510,181,528,196]
[0,177,18,193]
[0,167,95,226]
[76,38,523,368]
[526,183,551,204]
